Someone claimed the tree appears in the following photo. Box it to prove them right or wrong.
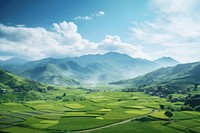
[164,110,173,120]
[186,94,191,100]
[186,88,191,92]
[63,93,67,97]
[160,105,165,110]
[194,83,199,91]
[184,94,200,108]
[168,95,173,101]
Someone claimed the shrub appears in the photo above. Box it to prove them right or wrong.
[194,105,200,112]
[164,110,173,119]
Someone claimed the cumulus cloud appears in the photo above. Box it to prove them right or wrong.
[0,21,144,60]
[0,22,97,59]
[96,11,105,16]
[74,11,105,21]
[131,0,200,62]
[150,0,198,14]
[99,35,146,58]
[74,16,92,21]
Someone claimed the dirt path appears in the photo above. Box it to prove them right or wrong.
[76,109,158,133]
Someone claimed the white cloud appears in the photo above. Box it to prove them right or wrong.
[99,35,146,58]
[74,11,105,21]
[131,0,200,62]
[0,21,144,60]
[74,16,92,21]
[150,0,198,14]
[102,35,121,44]
[96,11,105,16]
[0,22,97,59]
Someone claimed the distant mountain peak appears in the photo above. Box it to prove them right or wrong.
[102,52,132,59]
[157,56,177,61]
[104,51,122,55]
[0,57,28,66]
[103,52,127,56]
[154,56,179,67]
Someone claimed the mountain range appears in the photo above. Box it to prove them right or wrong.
[0,52,179,86]
[111,61,200,88]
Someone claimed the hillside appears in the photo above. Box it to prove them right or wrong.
[0,68,51,102]
[111,61,200,88]
[21,63,80,86]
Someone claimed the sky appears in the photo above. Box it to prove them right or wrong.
[0,0,200,62]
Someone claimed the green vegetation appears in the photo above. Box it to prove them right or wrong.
[0,68,57,102]
[112,62,200,94]
[1,61,200,133]
[1,88,200,133]
[164,110,173,119]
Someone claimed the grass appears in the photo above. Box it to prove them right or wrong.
[64,103,85,109]
[21,117,43,125]
[98,109,112,112]
[49,117,116,131]
[31,120,59,128]
[90,121,184,133]
[64,112,101,117]
[189,126,200,133]
[125,108,152,115]
[0,117,23,125]
[103,111,137,120]
[168,119,200,130]
[2,126,47,133]
[0,103,31,111]
[173,111,200,120]
[123,105,146,109]
[1,91,200,132]
[149,110,168,120]
[34,113,62,120]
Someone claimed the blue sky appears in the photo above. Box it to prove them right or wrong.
[0,0,200,62]
[0,0,152,42]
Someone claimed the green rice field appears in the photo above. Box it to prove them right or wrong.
[0,89,200,133]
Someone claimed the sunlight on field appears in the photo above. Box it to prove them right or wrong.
[64,103,85,109]
[1,91,200,132]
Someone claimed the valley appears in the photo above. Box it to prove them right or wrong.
[1,89,200,133]
[1,0,200,132]
[0,53,200,133]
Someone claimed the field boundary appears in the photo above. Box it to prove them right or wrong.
[76,109,158,133]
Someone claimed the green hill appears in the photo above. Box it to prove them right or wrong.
[0,68,50,102]
[111,61,200,88]
[21,63,80,86]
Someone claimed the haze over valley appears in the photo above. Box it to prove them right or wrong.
[0,52,179,86]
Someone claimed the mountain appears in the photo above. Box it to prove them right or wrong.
[0,57,29,73]
[69,52,160,81]
[21,63,80,86]
[154,56,179,67]
[0,52,167,86]
[0,57,28,66]
[70,52,134,66]
[111,61,200,88]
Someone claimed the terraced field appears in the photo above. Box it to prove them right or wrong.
[0,90,200,133]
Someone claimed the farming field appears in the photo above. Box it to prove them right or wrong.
[0,89,200,133]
